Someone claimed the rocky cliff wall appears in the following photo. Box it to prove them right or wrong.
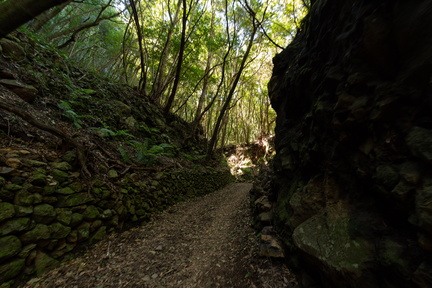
[269,1,432,287]
[0,147,233,287]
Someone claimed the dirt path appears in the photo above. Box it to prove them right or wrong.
[23,183,297,288]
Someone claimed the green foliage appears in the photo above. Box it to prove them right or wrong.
[139,124,160,135]
[22,0,307,147]
[121,140,177,166]
[180,152,206,162]
[118,145,132,164]
[57,100,93,128]
[90,127,134,138]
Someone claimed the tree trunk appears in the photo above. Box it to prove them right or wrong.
[0,0,71,38]
[164,0,188,114]
[206,18,258,159]
[149,0,182,103]
[129,0,148,95]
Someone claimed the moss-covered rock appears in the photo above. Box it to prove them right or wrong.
[51,241,76,258]
[51,169,69,182]
[29,174,47,186]
[33,204,56,224]
[62,151,77,165]
[83,205,100,220]
[49,222,71,239]
[57,193,94,207]
[0,202,15,222]
[18,244,37,259]
[14,189,34,206]
[20,224,51,244]
[0,218,31,236]
[68,182,82,193]
[56,187,74,195]
[43,186,56,196]
[0,258,25,283]
[416,186,432,234]
[77,222,90,241]
[0,38,25,61]
[0,235,21,262]
[67,230,78,243]
[14,205,33,217]
[34,251,59,276]
[0,189,14,202]
[70,213,84,226]
[89,226,106,244]
[0,176,6,188]
[50,162,72,171]
[107,170,118,179]
[6,184,22,191]
[56,209,72,226]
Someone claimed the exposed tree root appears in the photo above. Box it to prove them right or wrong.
[0,101,91,177]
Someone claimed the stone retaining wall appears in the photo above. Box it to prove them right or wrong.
[0,148,233,287]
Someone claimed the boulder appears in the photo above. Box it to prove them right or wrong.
[259,234,284,258]
[0,38,25,61]
[0,79,37,103]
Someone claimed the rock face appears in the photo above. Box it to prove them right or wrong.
[269,1,432,287]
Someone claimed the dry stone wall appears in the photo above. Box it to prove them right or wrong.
[0,147,233,287]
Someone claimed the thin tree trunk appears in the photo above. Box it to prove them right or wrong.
[149,0,182,103]
[164,0,188,114]
[129,0,148,95]
[206,14,258,159]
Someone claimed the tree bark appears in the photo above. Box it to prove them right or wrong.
[164,0,188,114]
[0,0,71,39]
[129,0,148,95]
[149,0,182,103]
[206,13,258,159]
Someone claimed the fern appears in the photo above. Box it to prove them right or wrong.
[91,127,134,138]
[118,146,132,164]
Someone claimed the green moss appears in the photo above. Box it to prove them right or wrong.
[0,258,25,283]
[5,184,22,191]
[0,202,15,222]
[20,224,51,244]
[0,236,21,262]
[51,169,69,182]
[49,222,71,239]
[0,218,31,236]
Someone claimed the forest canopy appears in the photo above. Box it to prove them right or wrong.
[1,0,308,148]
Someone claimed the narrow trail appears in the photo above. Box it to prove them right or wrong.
[23,183,297,288]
